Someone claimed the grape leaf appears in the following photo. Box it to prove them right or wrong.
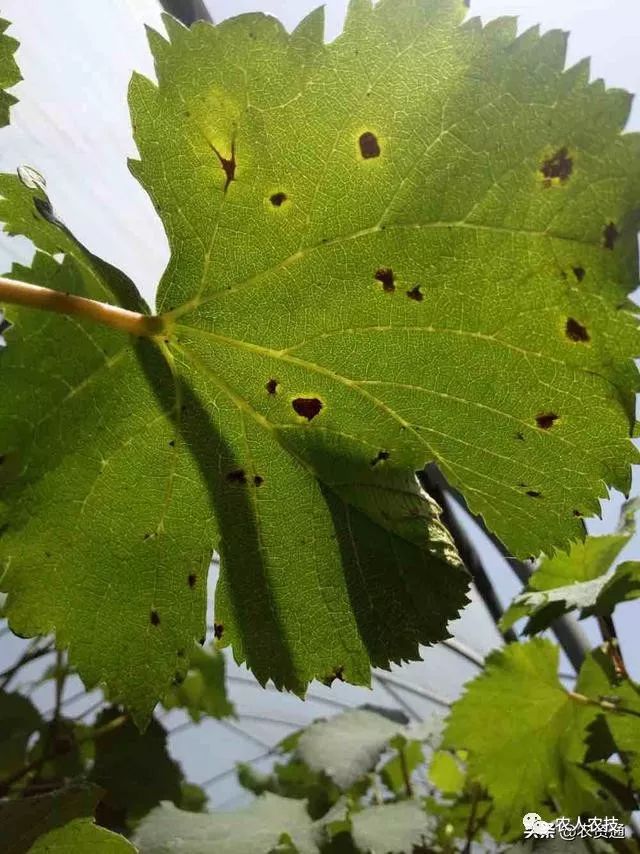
[89,708,183,823]
[131,2,640,565]
[27,818,135,853]
[350,801,435,853]
[3,0,640,716]
[161,643,233,721]
[295,709,405,789]
[0,178,467,717]
[442,639,606,835]
[500,513,636,632]
[576,648,640,790]
[133,795,319,854]
[0,18,19,127]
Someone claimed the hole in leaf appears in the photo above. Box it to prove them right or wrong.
[572,266,585,282]
[150,610,160,626]
[526,490,542,498]
[214,623,224,640]
[188,573,197,589]
[565,317,590,342]
[322,665,345,687]
[226,469,247,484]
[536,412,559,430]
[292,397,323,420]
[266,378,278,395]
[603,222,619,250]
[374,267,395,293]
[253,475,264,487]
[270,192,287,207]
[370,450,390,466]
[406,285,424,302]
[359,132,380,159]
[540,147,573,184]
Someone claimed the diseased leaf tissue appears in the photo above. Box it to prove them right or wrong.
[0,0,639,722]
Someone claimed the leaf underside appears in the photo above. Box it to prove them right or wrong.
[1,0,640,719]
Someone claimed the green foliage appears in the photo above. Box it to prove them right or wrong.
[0,18,19,126]
[0,1,640,852]
[1,0,640,720]
[26,817,136,853]
[501,506,639,633]
[443,639,638,836]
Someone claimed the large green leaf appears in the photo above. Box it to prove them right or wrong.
[3,0,640,716]
[0,690,42,780]
[0,179,467,717]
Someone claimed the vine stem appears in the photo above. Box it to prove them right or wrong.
[597,615,628,680]
[0,277,165,337]
[568,690,640,718]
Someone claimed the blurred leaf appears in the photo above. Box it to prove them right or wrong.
[134,794,319,854]
[296,710,400,790]
[351,801,435,853]
[89,709,182,824]
[379,737,424,797]
[27,817,135,852]
[428,750,465,797]
[0,690,42,780]
[0,783,102,854]
[162,644,232,721]
[177,782,208,813]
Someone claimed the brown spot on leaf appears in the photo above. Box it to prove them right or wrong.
[566,317,590,342]
[168,439,175,447]
[406,285,424,302]
[526,490,542,498]
[150,610,160,626]
[172,672,185,686]
[212,140,236,192]
[214,623,224,640]
[266,378,278,395]
[515,432,525,441]
[177,648,186,657]
[572,266,585,282]
[188,573,197,589]
[541,147,572,184]
[375,267,395,293]
[603,222,619,250]
[573,509,583,517]
[226,469,248,484]
[370,450,390,466]
[199,636,206,646]
[536,412,559,430]
[270,192,287,207]
[253,475,264,487]
[292,397,323,420]
[359,131,380,159]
